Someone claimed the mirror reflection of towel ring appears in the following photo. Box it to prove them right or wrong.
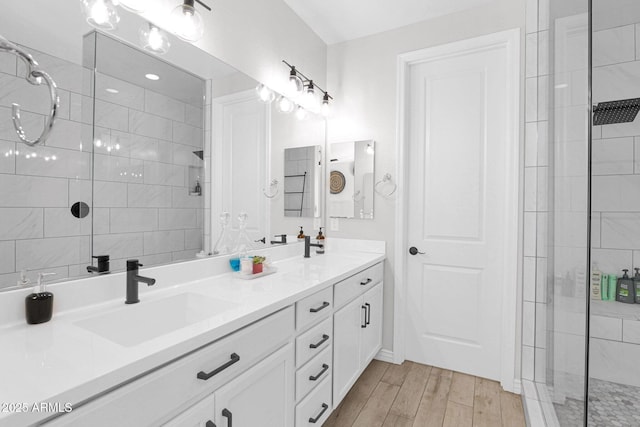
[330,170,346,194]
[263,179,279,198]
[375,173,397,197]
[352,190,365,202]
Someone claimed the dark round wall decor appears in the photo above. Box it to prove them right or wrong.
[330,170,346,194]
[71,202,90,219]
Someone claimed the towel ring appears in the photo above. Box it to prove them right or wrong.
[263,179,279,198]
[374,173,397,197]
[0,35,60,146]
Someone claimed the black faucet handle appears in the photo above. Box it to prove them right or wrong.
[126,259,143,270]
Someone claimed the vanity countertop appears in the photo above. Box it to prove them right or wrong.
[0,246,384,426]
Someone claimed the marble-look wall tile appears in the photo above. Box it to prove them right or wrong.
[0,74,69,117]
[536,257,547,303]
[592,212,601,248]
[15,236,89,270]
[535,302,546,348]
[522,345,534,381]
[110,208,158,233]
[523,256,536,303]
[94,100,129,132]
[593,60,640,104]
[523,301,535,347]
[622,319,640,344]
[143,230,184,255]
[536,212,548,258]
[525,122,538,167]
[185,104,204,127]
[524,212,537,257]
[44,207,92,237]
[94,154,144,184]
[591,315,623,341]
[128,183,172,208]
[592,175,640,211]
[593,25,635,67]
[46,119,85,152]
[95,73,145,110]
[590,338,640,387]
[16,45,84,94]
[592,137,634,175]
[93,181,128,208]
[525,168,538,212]
[0,265,69,291]
[526,33,538,78]
[0,106,44,142]
[0,55,16,75]
[129,110,172,140]
[144,162,185,187]
[0,208,43,240]
[93,233,144,260]
[591,248,633,274]
[0,174,67,207]
[172,187,203,209]
[158,209,197,230]
[601,213,640,249]
[16,146,91,180]
[145,90,186,122]
[537,167,548,212]
[173,143,203,167]
[173,121,203,147]
[184,229,203,250]
[0,140,16,174]
[0,241,15,274]
[172,250,197,262]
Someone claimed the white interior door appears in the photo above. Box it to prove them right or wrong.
[404,32,518,381]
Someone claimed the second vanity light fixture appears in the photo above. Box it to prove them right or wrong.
[80,0,211,54]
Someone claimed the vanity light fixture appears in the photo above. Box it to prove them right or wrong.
[145,73,160,81]
[288,66,304,96]
[295,105,308,121]
[170,0,211,42]
[276,95,295,114]
[139,23,171,55]
[256,84,275,103]
[321,92,331,117]
[80,0,120,30]
[282,60,332,116]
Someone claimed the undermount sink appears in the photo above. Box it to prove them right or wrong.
[75,293,238,347]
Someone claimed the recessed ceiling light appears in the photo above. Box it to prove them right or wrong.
[105,88,119,94]
[145,73,160,81]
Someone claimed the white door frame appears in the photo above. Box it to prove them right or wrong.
[393,28,521,393]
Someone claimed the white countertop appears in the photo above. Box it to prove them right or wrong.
[0,242,384,426]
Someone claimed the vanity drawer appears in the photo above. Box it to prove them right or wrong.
[295,375,332,427]
[295,316,332,367]
[296,286,333,332]
[295,345,332,402]
[334,262,383,309]
[45,306,294,427]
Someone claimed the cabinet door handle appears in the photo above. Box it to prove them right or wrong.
[309,301,330,313]
[222,408,233,427]
[365,302,371,325]
[360,278,372,286]
[197,353,240,380]
[309,403,329,423]
[361,305,367,328]
[309,334,330,349]
[309,363,329,381]
[206,421,216,427]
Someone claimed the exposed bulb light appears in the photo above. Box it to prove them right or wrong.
[145,73,160,81]
[276,95,294,114]
[288,67,304,96]
[139,23,171,55]
[321,92,330,117]
[80,0,120,30]
[170,0,204,42]
[256,84,275,103]
[366,144,374,155]
[118,0,149,12]
[295,105,308,121]
[304,80,317,107]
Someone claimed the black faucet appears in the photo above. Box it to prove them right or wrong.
[304,236,324,258]
[126,260,156,304]
[271,234,287,245]
[87,255,110,274]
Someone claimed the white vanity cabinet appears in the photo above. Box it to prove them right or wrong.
[332,263,384,406]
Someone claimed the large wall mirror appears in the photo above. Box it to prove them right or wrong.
[0,2,325,291]
[328,140,375,219]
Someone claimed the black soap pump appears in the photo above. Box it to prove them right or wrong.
[635,268,640,304]
[25,272,56,324]
[616,269,636,304]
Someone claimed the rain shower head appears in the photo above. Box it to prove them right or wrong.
[192,150,204,160]
[593,98,640,126]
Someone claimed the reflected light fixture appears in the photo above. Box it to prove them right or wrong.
[287,66,304,96]
[295,105,308,121]
[256,84,275,103]
[282,60,332,118]
[81,0,120,30]
[170,0,207,42]
[321,92,331,117]
[145,73,160,81]
[276,95,295,114]
[117,0,149,13]
[304,80,316,107]
[139,23,171,55]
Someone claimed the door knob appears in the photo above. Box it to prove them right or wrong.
[409,247,425,255]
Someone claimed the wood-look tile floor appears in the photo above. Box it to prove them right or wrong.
[323,360,526,427]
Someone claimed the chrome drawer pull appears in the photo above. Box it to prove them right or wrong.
[309,301,330,313]
[197,353,240,380]
[309,334,330,349]
[309,364,329,381]
[309,403,329,423]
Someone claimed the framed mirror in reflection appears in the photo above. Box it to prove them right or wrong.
[0,2,324,291]
[329,140,375,219]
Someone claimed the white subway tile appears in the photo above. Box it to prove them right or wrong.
[534,347,546,383]
[173,143,203,166]
[93,233,144,260]
[525,122,538,167]
[95,181,128,208]
[0,74,69,117]
[110,208,158,233]
[94,154,144,184]
[593,61,640,104]
[537,166,548,212]
[523,301,535,347]
[592,0,640,32]
[623,319,640,344]
[538,30,549,76]
[173,121,203,147]
[593,25,635,67]
[16,146,90,180]
[129,110,172,140]
[592,137,633,175]
[0,174,67,207]
[0,241,15,274]
[591,248,633,275]
[127,184,172,208]
[591,315,623,341]
[186,104,204,127]
[159,209,198,230]
[145,90,186,122]
[592,212,601,248]
[524,167,537,212]
[16,45,84,94]
[172,250,197,262]
[144,161,185,187]
[94,100,129,132]
[536,212,548,258]
[172,187,203,209]
[95,73,144,110]
[526,33,538,78]
[524,256,536,302]
[92,208,110,235]
[185,229,203,250]
[46,119,86,152]
[44,207,91,237]
[537,75,549,122]
[537,121,548,167]
[589,338,640,387]
[138,252,173,268]
[0,265,69,291]
[522,345,534,381]
[524,212,537,257]
[0,106,44,141]
[592,175,640,211]
[15,236,89,270]
[143,230,184,255]
[0,140,16,173]
[0,55,16,75]
[601,213,640,249]
[536,257,547,303]
[0,208,43,240]
[535,302,546,348]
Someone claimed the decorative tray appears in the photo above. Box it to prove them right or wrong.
[234,266,278,280]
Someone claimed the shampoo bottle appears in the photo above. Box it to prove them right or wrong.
[591,264,602,300]
[25,272,56,324]
[634,268,640,304]
[616,269,636,304]
[608,274,617,301]
[601,274,609,300]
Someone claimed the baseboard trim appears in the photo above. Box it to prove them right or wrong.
[375,349,395,364]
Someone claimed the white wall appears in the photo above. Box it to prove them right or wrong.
[326,0,526,353]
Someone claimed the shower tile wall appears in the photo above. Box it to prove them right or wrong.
[590,6,640,388]
[284,146,315,217]
[0,43,206,290]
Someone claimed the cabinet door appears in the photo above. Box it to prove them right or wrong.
[162,394,216,427]
[361,282,384,367]
[215,343,294,427]
[332,296,365,405]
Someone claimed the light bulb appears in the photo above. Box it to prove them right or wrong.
[295,106,308,121]
[139,23,170,55]
[304,80,318,108]
[256,84,275,103]
[118,0,149,12]
[276,95,294,114]
[170,0,204,42]
[288,68,304,96]
[81,0,120,30]
[321,92,330,117]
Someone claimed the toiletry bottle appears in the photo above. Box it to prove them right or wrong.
[25,272,56,325]
[608,274,617,301]
[195,180,201,195]
[297,226,305,240]
[616,269,636,304]
[601,274,609,300]
[634,268,640,303]
[591,264,602,300]
[316,227,325,254]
